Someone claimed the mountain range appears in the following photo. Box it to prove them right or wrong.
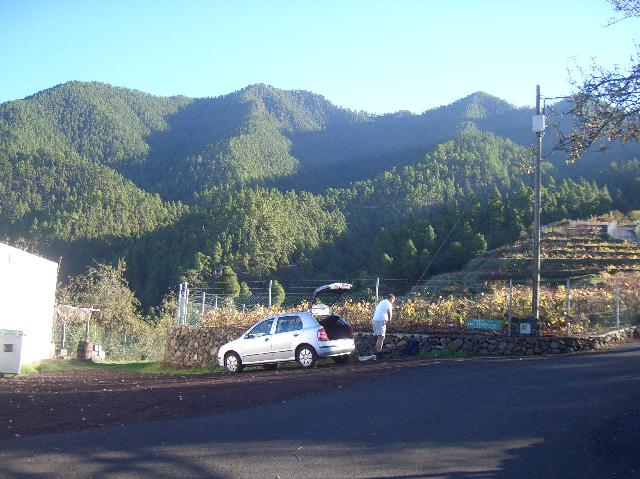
[1,81,637,308]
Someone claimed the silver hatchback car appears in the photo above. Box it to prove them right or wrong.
[217,283,355,372]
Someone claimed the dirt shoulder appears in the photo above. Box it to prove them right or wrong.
[0,359,411,440]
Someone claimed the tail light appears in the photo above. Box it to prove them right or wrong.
[317,327,329,342]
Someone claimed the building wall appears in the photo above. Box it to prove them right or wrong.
[0,243,58,364]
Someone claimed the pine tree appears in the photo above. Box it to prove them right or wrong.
[380,253,394,277]
[239,281,252,299]
[400,239,418,279]
[219,266,240,298]
[272,280,285,306]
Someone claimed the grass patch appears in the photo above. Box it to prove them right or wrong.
[18,359,224,376]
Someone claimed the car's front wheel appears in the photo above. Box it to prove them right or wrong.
[224,352,243,373]
[296,345,317,369]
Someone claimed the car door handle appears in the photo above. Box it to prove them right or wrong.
[265,338,270,341]
[293,333,300,337]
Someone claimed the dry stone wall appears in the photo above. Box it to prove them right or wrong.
[164,324,639,368]
[163,326,244,368]
[355,326,639,357]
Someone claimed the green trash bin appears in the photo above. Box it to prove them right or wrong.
[0,330,26,374]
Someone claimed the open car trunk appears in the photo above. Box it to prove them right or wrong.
[310,283,354,340]
[317,315,354,340]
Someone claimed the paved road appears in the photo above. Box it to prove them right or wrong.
[1,342,639,479]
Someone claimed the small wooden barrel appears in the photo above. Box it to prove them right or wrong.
[76,341,93,361]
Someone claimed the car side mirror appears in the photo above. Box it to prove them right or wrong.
[245,334,255,339]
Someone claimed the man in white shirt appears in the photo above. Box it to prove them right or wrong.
[372,294,395,358]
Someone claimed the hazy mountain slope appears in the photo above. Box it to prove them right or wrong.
[0,82,542,198]
[278,92,532,191]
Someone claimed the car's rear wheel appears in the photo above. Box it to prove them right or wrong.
[296,345,317,369]
[262,363,278,370]
[224,352,243,373]
[332,355,350,364]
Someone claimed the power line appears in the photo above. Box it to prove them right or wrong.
[413,194,480,289]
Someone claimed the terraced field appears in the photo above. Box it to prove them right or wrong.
[424,221,640,285]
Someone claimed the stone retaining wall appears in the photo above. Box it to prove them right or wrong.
[164,325,639,368]
[163,326,245,368]
[355,326,639,358]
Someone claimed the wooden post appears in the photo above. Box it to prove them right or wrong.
[85,307,91,341]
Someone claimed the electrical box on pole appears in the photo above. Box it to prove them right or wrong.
[532,115,546,133]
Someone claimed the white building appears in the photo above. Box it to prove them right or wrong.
[0,243,58,366]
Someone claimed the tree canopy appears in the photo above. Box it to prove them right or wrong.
[554,1,640,161]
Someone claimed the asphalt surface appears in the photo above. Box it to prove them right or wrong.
[1,342,639,479]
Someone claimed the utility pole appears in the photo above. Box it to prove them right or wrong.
[531,85,545,330]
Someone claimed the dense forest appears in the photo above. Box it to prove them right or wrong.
[0,81,638,311]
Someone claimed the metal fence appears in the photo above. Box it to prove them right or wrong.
[175,277,409,325]
[52,321,166,362]
[175,274,640,336]
[411,275,639,335]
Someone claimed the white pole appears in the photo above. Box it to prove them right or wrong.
[269,280,273,308]
[215,295,218,309]
[201,291,206,316]
[177,283,183,325]
[616,287,621,327]
[508,279,513,337]
[184,282,189,325]
[566,279,571,336]
[375,277,380,302]
[61,320,66,349]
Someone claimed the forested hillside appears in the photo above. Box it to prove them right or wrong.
[0,81,638,309]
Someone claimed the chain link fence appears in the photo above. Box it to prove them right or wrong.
[176,277,409,325]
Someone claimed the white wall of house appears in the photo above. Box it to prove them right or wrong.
[0,243,58,365]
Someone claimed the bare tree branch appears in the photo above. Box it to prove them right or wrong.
[607,0,640,25]
[551,45,640,162]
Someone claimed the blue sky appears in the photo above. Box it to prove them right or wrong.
[1,0,638,113]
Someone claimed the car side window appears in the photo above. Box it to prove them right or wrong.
[248,318,274,337]
[276,315,303,334]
